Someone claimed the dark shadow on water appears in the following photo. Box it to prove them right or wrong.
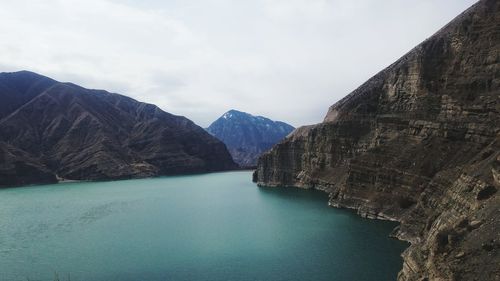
[256,185,330,201]
[256,184,408,241]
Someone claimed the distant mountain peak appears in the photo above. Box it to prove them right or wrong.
[207,110,295,167]
[222,109,251,118]
[220,109,287,124]
[222,110,240,119]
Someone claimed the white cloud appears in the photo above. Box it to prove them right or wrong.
[0,0,477,127]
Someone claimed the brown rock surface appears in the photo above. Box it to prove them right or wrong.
[254,0,499,280]
[0,71,237,187]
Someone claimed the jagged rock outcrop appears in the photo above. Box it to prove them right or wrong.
[0,71,237,187]
[206,110,294,167]
[254,1,499,280]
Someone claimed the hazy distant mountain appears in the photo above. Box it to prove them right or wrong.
[206,110,294,167]
[0,71,237,187]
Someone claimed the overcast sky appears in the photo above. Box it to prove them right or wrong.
[0,0,477,127]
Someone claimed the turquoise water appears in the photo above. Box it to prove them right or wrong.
[0,171,407,281]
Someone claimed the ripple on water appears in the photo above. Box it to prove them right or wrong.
[0,172,407,281]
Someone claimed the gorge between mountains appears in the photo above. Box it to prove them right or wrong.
[0,0,499,280]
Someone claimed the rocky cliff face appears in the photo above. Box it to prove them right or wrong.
[207,110,294,167]
[0,71,237,187]
[254,1,499,280]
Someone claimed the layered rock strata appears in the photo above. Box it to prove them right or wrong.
[254,1,499,280]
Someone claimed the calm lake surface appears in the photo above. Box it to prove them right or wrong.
[0,171,407,281]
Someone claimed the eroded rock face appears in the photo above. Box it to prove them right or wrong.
[254,1,499,280]
[0,71,237,187]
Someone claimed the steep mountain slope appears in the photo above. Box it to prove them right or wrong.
[0,71,237,187]
[206,110,294,167]
[254,1,499,280]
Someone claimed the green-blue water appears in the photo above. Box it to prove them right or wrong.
[0,171,407,281]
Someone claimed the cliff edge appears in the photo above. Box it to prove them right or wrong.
[254,0,499,280]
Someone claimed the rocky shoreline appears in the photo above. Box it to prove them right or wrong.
[254,1,499,280]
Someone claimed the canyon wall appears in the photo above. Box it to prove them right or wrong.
[254,1,499,280]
